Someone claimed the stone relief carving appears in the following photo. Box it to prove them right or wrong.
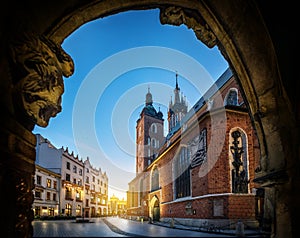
[9,33,74,128]
[160,6,217,48]
[230,130,249,193]
[188,128,207,168]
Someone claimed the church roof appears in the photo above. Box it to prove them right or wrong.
[141,104,163,119]
[166,67,233,140]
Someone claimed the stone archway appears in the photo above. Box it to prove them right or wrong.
[1,1,297,237]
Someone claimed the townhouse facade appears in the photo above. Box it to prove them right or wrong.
[127,68,263,229]
[108,194,127,217]
[32,165,61,217]
[33,134,109,218]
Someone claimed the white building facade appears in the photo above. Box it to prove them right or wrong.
[32,165,61,218]
[34,134,109,218]
[83,159,108,218]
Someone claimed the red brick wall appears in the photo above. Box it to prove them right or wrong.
[227,195,256,219]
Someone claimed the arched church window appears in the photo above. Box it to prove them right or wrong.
[174,146,191,199]
[151,124,157,133]
[225,88,238,106]
[151,167,159,191]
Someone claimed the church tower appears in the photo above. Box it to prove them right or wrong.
[136,87,165,174]
[168,72,188,132]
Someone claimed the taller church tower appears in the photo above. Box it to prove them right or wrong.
[168,72,188,132]
[136,87,165,174]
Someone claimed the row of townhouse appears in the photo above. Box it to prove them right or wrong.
[33,134,109,218]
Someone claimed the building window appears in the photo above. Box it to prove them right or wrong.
[151,167,159,191]
[76,205,81,216]
[86,199,89,207]
[35,191,41,199]
[65,187,72,200]
[225,88,238,106]
[86,176,89,183]
[73,178,76,184]
[53,193,56,201]
[53,181,57,189]
[66,161,70,170]
[65,204,72,216]
[46,179,51,188]
[92,176,95,182]
[66,173,71,182]
[48,207,54,216]
[78,179,82,186]
[151,123,157,133]
[79,169,83,176]
[174,147,191,199]
[46,192,51,200]
[73,165,77,173]
[36,175,41,185]
[76,190,82,201]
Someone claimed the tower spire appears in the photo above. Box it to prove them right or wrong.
[168,70,188,132]
[174,71,180,103]
[145,85,153,106]
[175,71,179,90]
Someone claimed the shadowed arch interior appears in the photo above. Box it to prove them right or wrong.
[1,1,297,237]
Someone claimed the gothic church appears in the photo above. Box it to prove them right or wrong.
[127,68,262,229]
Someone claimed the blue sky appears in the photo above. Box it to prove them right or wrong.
[33,9,228,199]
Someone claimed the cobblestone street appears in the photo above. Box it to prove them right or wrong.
[32,217,242,237]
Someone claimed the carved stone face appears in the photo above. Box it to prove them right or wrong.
[20,75,64,127]
[10,33,74,128]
